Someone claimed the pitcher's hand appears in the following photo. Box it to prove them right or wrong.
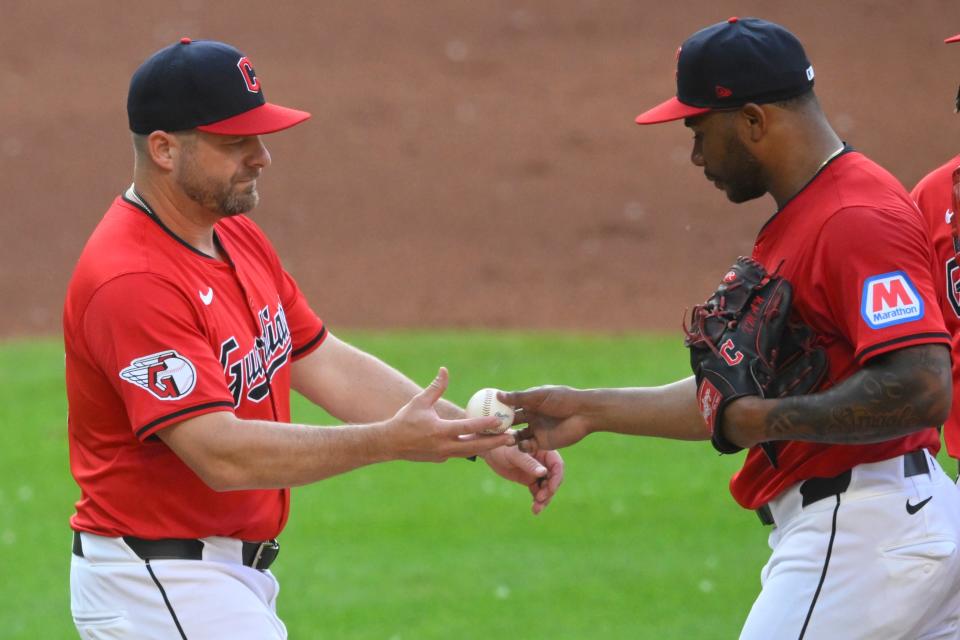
[499,386,595,451]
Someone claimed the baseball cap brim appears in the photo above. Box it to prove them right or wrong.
[946,34,960,44]
[197,103,311,136]
[635,96,711,125]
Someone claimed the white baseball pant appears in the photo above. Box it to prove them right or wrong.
[70,533,287,639]
[740,450,960,640]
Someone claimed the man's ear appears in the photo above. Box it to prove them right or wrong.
[145,131,179,172]
[738,103,767,143]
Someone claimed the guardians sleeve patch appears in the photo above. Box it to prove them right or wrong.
[120,350,198,400]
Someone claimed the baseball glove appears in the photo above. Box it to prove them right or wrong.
[683,256,828,460]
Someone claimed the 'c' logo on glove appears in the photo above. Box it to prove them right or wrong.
[719,339,744,366]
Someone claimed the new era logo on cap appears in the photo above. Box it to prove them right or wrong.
[635,17,815,125]
[128,38,310,136]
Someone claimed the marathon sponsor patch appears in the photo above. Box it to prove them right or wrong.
[860,271,924,329]
[120,350,197,400]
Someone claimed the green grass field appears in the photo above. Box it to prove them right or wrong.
[1,332,801,638]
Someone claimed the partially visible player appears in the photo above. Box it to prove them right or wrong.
[65,38,563,639]
[911,32,960,468]
[505,18,960,639]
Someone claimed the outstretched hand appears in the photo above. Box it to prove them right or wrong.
[498,386,594,451]
[389,368,515,462]
[482,445,564,515]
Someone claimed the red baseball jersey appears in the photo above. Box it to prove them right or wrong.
[730,149,948,510]
[911,154,960,457]
[64,188,327,540]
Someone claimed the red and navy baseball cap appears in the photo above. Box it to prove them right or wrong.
[635,17,815,125]
[127,38,310,135]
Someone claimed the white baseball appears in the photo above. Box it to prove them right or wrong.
[465,388,515,434]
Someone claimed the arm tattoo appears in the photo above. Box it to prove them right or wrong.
[763,344,950,444]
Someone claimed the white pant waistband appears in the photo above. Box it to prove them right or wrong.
[765,449,941,529]
[71,531,279,571]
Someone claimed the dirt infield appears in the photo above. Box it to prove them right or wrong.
[4,1,959,337]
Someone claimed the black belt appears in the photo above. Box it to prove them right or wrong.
[72,532,280,571]
[756,449,930,526]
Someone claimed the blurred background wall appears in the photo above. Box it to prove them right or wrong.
[3,0,959,336]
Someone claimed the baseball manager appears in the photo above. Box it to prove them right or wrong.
[64,38,563,639]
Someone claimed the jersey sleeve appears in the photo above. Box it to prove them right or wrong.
[813,205,949,363]
[81,273,236,441]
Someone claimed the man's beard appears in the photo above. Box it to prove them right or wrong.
[177,155,259,216]
[719,134,766,204]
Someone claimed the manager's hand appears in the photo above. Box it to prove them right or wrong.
[482,445,564,515]
[387,368,515,462]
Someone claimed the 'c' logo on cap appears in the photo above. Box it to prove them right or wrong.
[237,57,261,93]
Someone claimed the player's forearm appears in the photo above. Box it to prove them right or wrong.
[291,334,426,423]
[723,344,950,447]
[582,377,709,441]
[292,335,467,422]
[160,413,395,490]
